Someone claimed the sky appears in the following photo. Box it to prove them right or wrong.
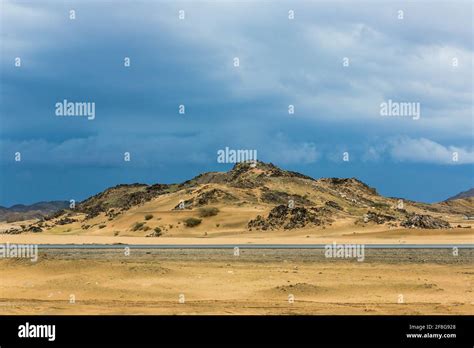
[0,0,473,206]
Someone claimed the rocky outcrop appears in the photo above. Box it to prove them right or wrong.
[260,188,314,206]
[56,217,76,225]
[401,214,450,229]
[248,205,322,231]
[78,183,170,219]
[325,200,342,210]
[363,211,396,224]
[173,188,238,209]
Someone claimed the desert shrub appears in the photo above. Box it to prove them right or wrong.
[144,214,153,220]
[143,226,151,231]
[153,227,162,236]
[131,222,145,231]
[184,217,202,227]
[372,202,390,209]
[98,224,106,229]
[198,207,220,217]
[114,231,120,236]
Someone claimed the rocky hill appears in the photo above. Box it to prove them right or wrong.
[5,161,471,236]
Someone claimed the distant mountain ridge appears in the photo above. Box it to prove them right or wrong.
[0,201,69,222]
[445,188,474,201]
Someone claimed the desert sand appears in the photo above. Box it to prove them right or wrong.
[0,224,472,245]
[1,248,472,315]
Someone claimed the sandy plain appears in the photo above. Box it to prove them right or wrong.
[1,248,472,315]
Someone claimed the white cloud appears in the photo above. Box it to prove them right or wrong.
[0,135,213,167]
[263,134,319,165]
[387,137,474,165]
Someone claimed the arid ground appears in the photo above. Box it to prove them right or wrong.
[1,163,472,315]
[1,248,472,315]
[0,219,473,245]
